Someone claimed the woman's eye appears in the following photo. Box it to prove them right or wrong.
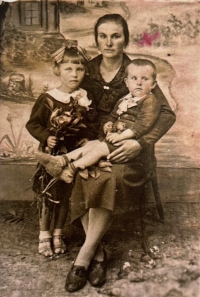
[113,34,121,39]
[99,34,106,39]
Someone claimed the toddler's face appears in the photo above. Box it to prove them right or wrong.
[124,64,156,97]
[59,62,85,93]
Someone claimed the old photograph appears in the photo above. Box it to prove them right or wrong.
[0,0,200,296]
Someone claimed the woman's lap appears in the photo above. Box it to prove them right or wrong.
[70,159,152,226]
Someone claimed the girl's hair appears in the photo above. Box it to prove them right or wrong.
[53,47,87,76]
[126,59,157,80]
[94,14,129,47]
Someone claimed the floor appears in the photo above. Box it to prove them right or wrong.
[0,199,199,297]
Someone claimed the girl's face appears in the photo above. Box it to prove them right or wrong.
[59,62,85,93]
[124,64,156,97]
[97,21,126,59]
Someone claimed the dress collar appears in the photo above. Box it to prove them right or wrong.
[46,88,87,104]
[123,92,147,102]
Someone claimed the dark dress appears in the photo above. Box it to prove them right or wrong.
[70,54,176,225]
[26,91,98,202]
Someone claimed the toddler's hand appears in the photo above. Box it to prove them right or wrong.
[106,132,121,144]
[103,121,113,134]
[47,136,57,148]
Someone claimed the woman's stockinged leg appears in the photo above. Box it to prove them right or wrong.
[80,211,105,262]
[74,207,112,269]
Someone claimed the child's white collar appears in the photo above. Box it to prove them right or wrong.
[46,88,87,104]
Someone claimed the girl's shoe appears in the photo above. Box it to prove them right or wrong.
[38,238,53,257]
[36,152,68,176]
[65,264,88,292]
[53,235,67,254]
[59,163,78,183]
[88,249,107,287]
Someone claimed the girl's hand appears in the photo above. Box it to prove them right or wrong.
[107,139,142,163]
[106,132,121,143]
[76,138,89,147]
[47,136,57,148]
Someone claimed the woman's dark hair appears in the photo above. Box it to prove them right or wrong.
[126,59,157,80]
[94,14,129,47]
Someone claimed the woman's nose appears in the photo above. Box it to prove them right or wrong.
[106,37,112,47]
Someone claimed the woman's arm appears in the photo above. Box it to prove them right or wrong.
[107,85,176,163]
[137,84,176,148]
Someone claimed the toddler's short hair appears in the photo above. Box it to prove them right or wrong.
[125,59,157,80]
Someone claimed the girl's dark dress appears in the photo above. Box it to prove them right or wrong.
[70,54,176,225]
[26,90,97,202]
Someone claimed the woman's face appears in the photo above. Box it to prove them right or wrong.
[97,22,126,58]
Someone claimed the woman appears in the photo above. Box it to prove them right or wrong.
[65,14,176,292]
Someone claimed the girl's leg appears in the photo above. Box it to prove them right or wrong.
[38,201,54,257]
[53,195,69,254]
[53,183,72,254]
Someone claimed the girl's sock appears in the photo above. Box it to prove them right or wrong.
[53,229,67,254]
[39,230,52,240]
[38,230,53,257]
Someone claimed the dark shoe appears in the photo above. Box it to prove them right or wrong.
[88,250,107,287]
[65,265,88,292]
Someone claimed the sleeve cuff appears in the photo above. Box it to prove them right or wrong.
[137,138,147,149]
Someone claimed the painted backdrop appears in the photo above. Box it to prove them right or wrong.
[0,0,200,169]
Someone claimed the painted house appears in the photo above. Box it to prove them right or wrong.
[9,0,63,38]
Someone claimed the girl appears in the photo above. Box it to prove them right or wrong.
[26,45,97,257]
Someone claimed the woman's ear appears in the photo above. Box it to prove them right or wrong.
[152,80,157,89]
[124,77,128,86]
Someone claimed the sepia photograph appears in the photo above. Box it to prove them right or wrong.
[0,0,200,296]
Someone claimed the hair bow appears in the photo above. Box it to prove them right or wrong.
[51,45,91,64]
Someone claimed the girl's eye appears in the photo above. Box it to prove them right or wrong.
[77,67,84,72]
[65,68,72,72]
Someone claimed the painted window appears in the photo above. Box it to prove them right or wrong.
[20,0,42,28]
[24,2,40,26]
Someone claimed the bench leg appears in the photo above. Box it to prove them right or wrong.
[151,174,164,221]
[139,187,149,254]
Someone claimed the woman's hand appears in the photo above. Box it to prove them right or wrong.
[47,136,57,148]
[107,139,142,163]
